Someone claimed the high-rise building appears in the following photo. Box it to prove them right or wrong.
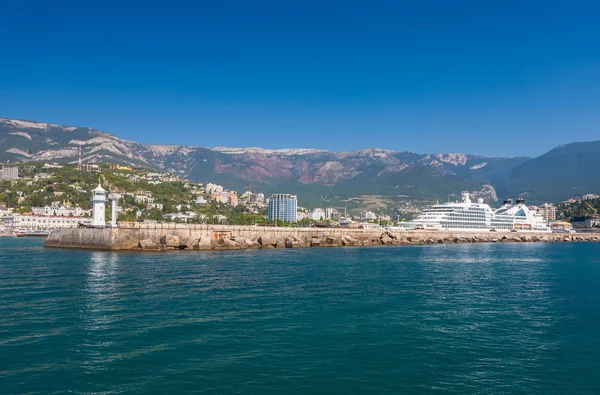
[268,194,297,222]
[1,165,19,180]
[324,207,335,219]
[538,203,557,223]
[308,208,326,221]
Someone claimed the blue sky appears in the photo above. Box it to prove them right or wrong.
[1,0,599,157]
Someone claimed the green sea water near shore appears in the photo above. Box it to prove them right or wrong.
[1,237,600,394]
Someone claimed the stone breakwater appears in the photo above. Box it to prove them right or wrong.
[43,223,600,251]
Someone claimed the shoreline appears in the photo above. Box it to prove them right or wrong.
[43,223,600,251]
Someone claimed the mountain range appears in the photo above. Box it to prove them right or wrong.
[1,116,598,205]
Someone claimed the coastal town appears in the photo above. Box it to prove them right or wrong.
[1,161,599,236]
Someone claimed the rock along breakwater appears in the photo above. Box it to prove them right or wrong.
[43,222,600,251]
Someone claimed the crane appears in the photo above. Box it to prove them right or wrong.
[245,184,256,193]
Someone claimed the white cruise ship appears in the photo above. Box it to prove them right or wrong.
[412,192,550,232]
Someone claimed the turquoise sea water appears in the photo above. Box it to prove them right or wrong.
[1,238,600,394]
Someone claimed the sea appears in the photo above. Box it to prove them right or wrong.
[1,237,600,394]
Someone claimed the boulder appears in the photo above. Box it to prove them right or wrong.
[193,237,213,250]
[139,238,161,250]
[275,238,286,248]
[325,236,336,245]
[257,236,276,247]
[244,238,260,248]
[382,231,398,241]
[341,235,357,246]
[181,236,197,249]
[218,238,241,249]
[310,237,321,247]
[380,234,392,245]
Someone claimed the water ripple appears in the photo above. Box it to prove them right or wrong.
[1,239,600,394]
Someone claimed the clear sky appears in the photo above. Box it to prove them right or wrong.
[1,0,599,157]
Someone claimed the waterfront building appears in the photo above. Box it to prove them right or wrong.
[308,208,326,221]
[1,165,19,180]
[550,221,573,231]
[267,194,297,222]
[538,203,557,223]
[361,211,377,221]
[378,214,392,223]
[296,210,308,221]
[572,215,600,228]
[1,214,90,229]
[91,182,106,227]
[324,207,336,219]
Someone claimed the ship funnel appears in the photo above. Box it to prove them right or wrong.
[503,198,513,205]
[516,197,525,205]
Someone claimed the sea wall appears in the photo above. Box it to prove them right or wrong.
[43,223,600,251]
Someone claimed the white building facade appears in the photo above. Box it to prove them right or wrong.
[1,214,90,229]
[1,165,19,180]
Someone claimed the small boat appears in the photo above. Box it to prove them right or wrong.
[16,230,51,237]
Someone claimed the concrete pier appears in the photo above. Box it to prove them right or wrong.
[43,222,600,251]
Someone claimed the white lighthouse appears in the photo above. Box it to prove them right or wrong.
[91,180,106,227]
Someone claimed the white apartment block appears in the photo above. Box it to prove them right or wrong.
[1,214,91,229]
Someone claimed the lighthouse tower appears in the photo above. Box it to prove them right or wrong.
[91,180,106,227]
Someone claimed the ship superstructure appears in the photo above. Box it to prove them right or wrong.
[413,192,550,232]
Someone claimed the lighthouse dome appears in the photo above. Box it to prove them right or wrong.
[93,183,105,193]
